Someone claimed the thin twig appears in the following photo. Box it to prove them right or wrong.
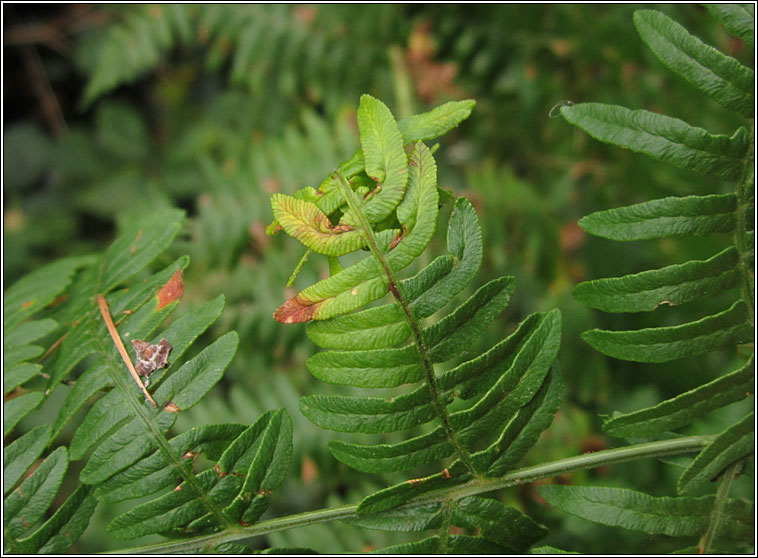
[97,294,157,407]
[21,44,67,137]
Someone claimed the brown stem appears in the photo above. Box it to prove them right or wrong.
[97,294,157,407]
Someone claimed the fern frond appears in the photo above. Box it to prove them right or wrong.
[80,5,402,116]
[562,6,754,547]
[269,95,561,547]
[538,485,753,540]
[3,203,297,550]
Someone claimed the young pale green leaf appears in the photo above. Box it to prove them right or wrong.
[386,142,439,270]
[561,103,747,180]
[678,412,754,495]
[634,10,754,117]
[452,496,547,552]
[582,301,753,363]
[425,276,515,362]
[603,357,754,437]
[95,424,247,503]
[706,4,755,49]
[346,502,444,532]
[4,392,44,437]
[271,193,365,256]
[578,193,736,241]
[307,345,422,388]
[4,424,51,494]
[397,100,476,142]
[483,366,563,476]
[306,304,409,350]
[273,230,395,323]
[304,255,457,350]
[101,208,185,291]
[4,447,68,539]
[8,485,96,555]
[341,94,408,226]
[3,255,92,330]
[573,246,738,312]
[538,485,753,539]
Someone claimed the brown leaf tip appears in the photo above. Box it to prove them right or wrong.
[157,269,184,310]
[273,296,319,323]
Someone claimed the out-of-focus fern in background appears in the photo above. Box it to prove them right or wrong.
[3,4,753,553]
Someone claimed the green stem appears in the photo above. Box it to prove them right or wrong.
[106,435,714,554]
[333,171,478,475]
[699,459,741,554]
[438,499,454,553]
[733,122,754,326]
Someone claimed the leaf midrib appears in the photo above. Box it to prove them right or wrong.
[334,170,478,476]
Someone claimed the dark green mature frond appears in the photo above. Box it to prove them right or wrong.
[562,7,754,551]
[80,5,401,114]
[3,207,293,551]
[269,94,561,548]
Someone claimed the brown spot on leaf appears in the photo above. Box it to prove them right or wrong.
[164,402,180,412]
[441,468,451,479]
[174,484,182,492]
[407,476,427,486]
[273,296,319,323]
[157,269,184,310]
[183,451,196,459]
[22,300,34,309]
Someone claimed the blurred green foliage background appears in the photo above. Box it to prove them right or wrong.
[3,4,752,553]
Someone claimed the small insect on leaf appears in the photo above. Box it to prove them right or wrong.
[131,338,172,379]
